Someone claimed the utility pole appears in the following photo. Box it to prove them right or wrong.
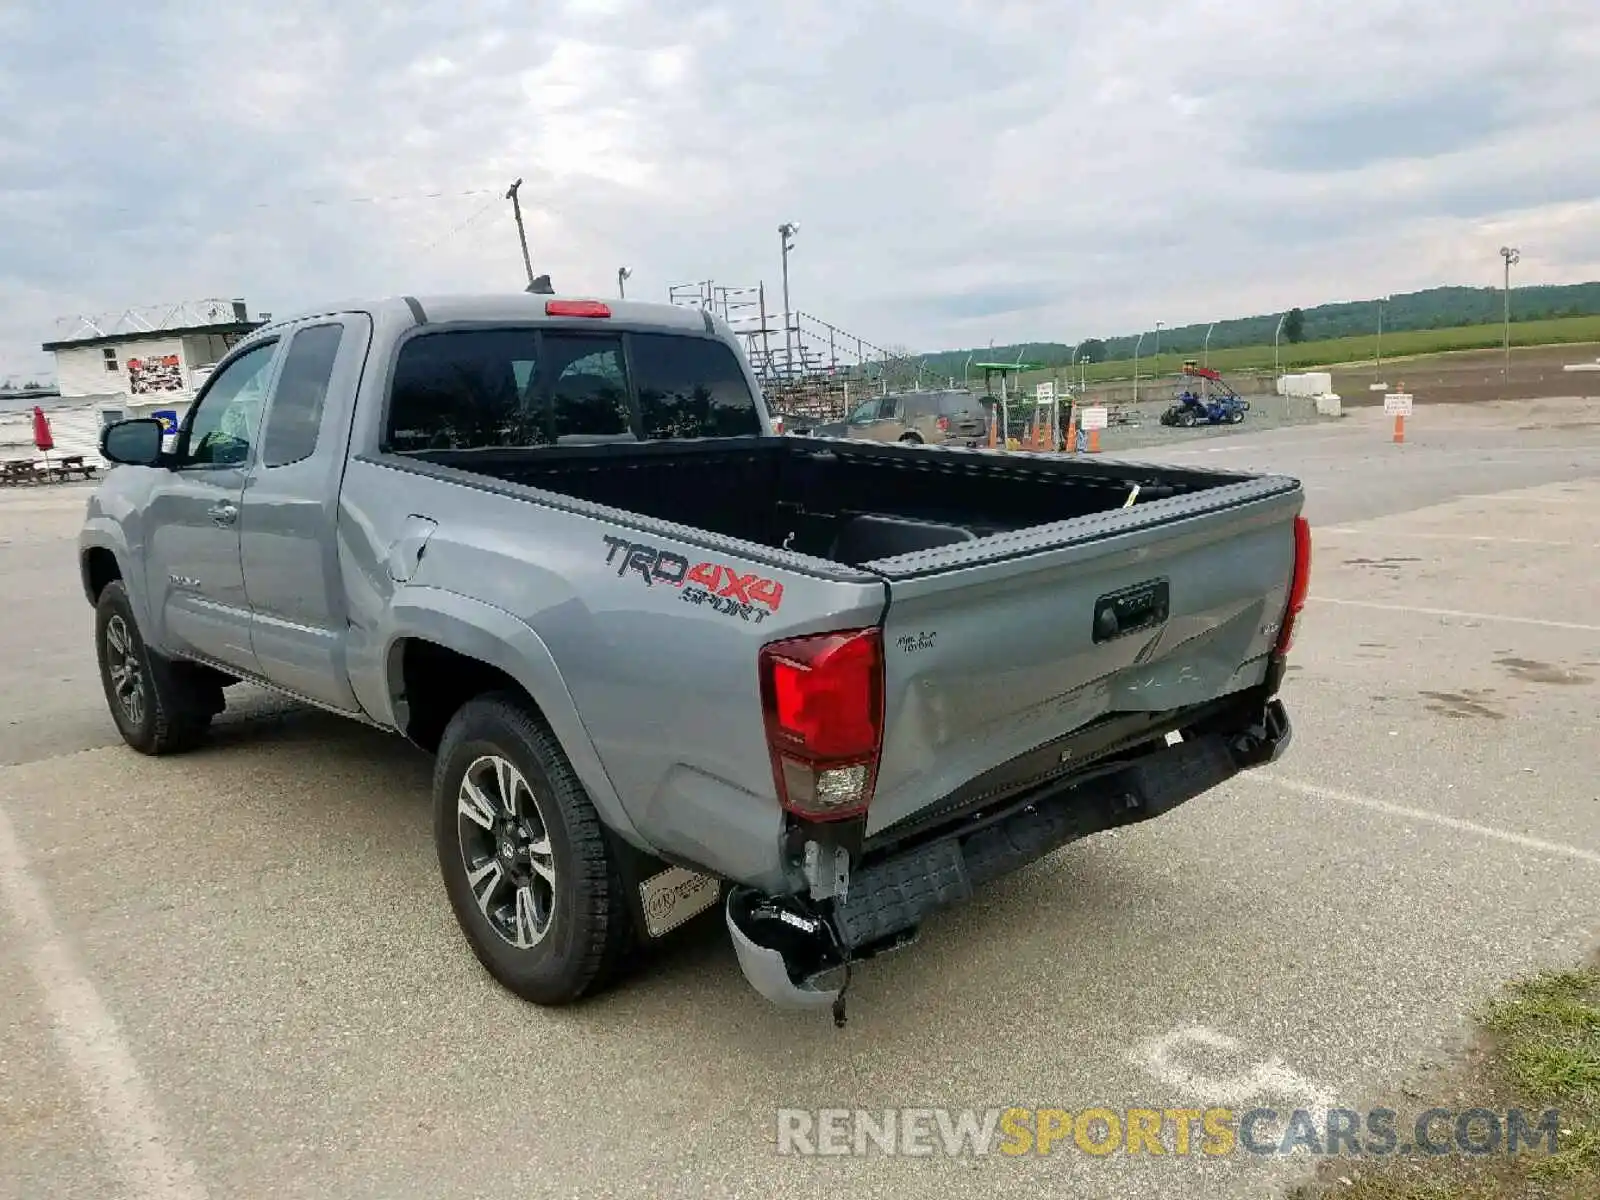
[1154,321,1164,379]
[617,267,632,299]
[779,222,798,377]
[1274,312,1288,379]
[1376,295,1387,371]
[1500,246,1520,394]
[1133,330,1145,404]
[506,178,534,290]
[1203,322,1215,367]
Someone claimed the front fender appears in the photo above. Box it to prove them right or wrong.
[383,586,650,853]
[78,521,155,634]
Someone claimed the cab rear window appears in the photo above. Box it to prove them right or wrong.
[385,328,761,451]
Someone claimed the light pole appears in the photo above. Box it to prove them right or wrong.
[1273,312,1288,378]
[617,267,632,299]
[1376,294,1388,369]
[1500,246,1520,393]
[779,222,799,377]
[1203,322,1215,367]
[1154,321,1164,380]
[1133,330,1146,403]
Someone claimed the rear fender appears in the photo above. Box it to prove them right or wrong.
[383,586,649,852]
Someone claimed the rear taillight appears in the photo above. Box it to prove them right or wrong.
[1274,515,1312,655]
[772,416,785,435]
[937,415,950,432]
[758,628,885,821]
[545,299,611,318]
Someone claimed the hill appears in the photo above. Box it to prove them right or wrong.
[915,282,1600,375]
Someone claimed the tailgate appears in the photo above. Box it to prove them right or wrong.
[864,475,1303,836]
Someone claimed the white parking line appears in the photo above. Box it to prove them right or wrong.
[1308,597,1600,632]
[1238,774,1600,868]
[1459,490,1590,501]
[0,800,208,1200]
[1318,528,1588,548]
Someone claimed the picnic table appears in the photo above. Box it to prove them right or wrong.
[0,456,97,485]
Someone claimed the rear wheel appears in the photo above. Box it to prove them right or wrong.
[1177,410,1196,427]
[898,433,923,444]
[433,693,633,1005]
[1229,409,1244,424]
[94,581,221,755]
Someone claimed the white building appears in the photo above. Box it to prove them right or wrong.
[35,298,266,460]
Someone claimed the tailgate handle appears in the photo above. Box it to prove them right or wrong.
[1093,579,1170,643]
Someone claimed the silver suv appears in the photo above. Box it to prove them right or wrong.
[823,388,989,446]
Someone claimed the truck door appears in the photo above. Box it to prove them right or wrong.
[143,338,280,674]
[239,315,372,712]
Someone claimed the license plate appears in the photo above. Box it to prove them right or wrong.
[639,866,721,937]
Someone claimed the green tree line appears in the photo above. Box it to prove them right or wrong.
[917,282,1600,376]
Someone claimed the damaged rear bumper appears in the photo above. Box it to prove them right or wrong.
[727,696,1292,1011]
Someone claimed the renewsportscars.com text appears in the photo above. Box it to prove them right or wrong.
[775,1106,1563,1159]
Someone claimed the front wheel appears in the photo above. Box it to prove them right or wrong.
[433,693,633,1005]
[94,581,221,755]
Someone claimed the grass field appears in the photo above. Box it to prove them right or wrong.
[1004,315,1600,393]
[1290,961,1600,1200]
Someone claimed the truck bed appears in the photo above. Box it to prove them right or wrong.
[402,434,1303,841]
[403,435,1287,568]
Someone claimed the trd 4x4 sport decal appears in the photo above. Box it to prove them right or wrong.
[601,535,785,624]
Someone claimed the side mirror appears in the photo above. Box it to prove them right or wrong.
[100,418,166,468]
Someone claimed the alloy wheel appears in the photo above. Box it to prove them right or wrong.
[104,615,146,727]
[456,754,557,949]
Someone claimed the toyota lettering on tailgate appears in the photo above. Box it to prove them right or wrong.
[601,535,785,624]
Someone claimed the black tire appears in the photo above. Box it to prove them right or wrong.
[94,581,222,755]
[1178,410,1196,427]
[898,433,923,444]
[433,692,633,1005]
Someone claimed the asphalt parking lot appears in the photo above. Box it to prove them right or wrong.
[2,396,1598,1200]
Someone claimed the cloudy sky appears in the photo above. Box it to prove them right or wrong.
[3,0,1600,382]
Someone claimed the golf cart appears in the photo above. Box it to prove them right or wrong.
[1160,361,1250,427]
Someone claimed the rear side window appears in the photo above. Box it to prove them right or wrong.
[632,333,761,439]
[261,323,344,467]
[386,330,548,451]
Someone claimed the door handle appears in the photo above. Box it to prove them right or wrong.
[208,501,238,526]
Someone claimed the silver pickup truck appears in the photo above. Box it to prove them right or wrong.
[80,293,1309,1024]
